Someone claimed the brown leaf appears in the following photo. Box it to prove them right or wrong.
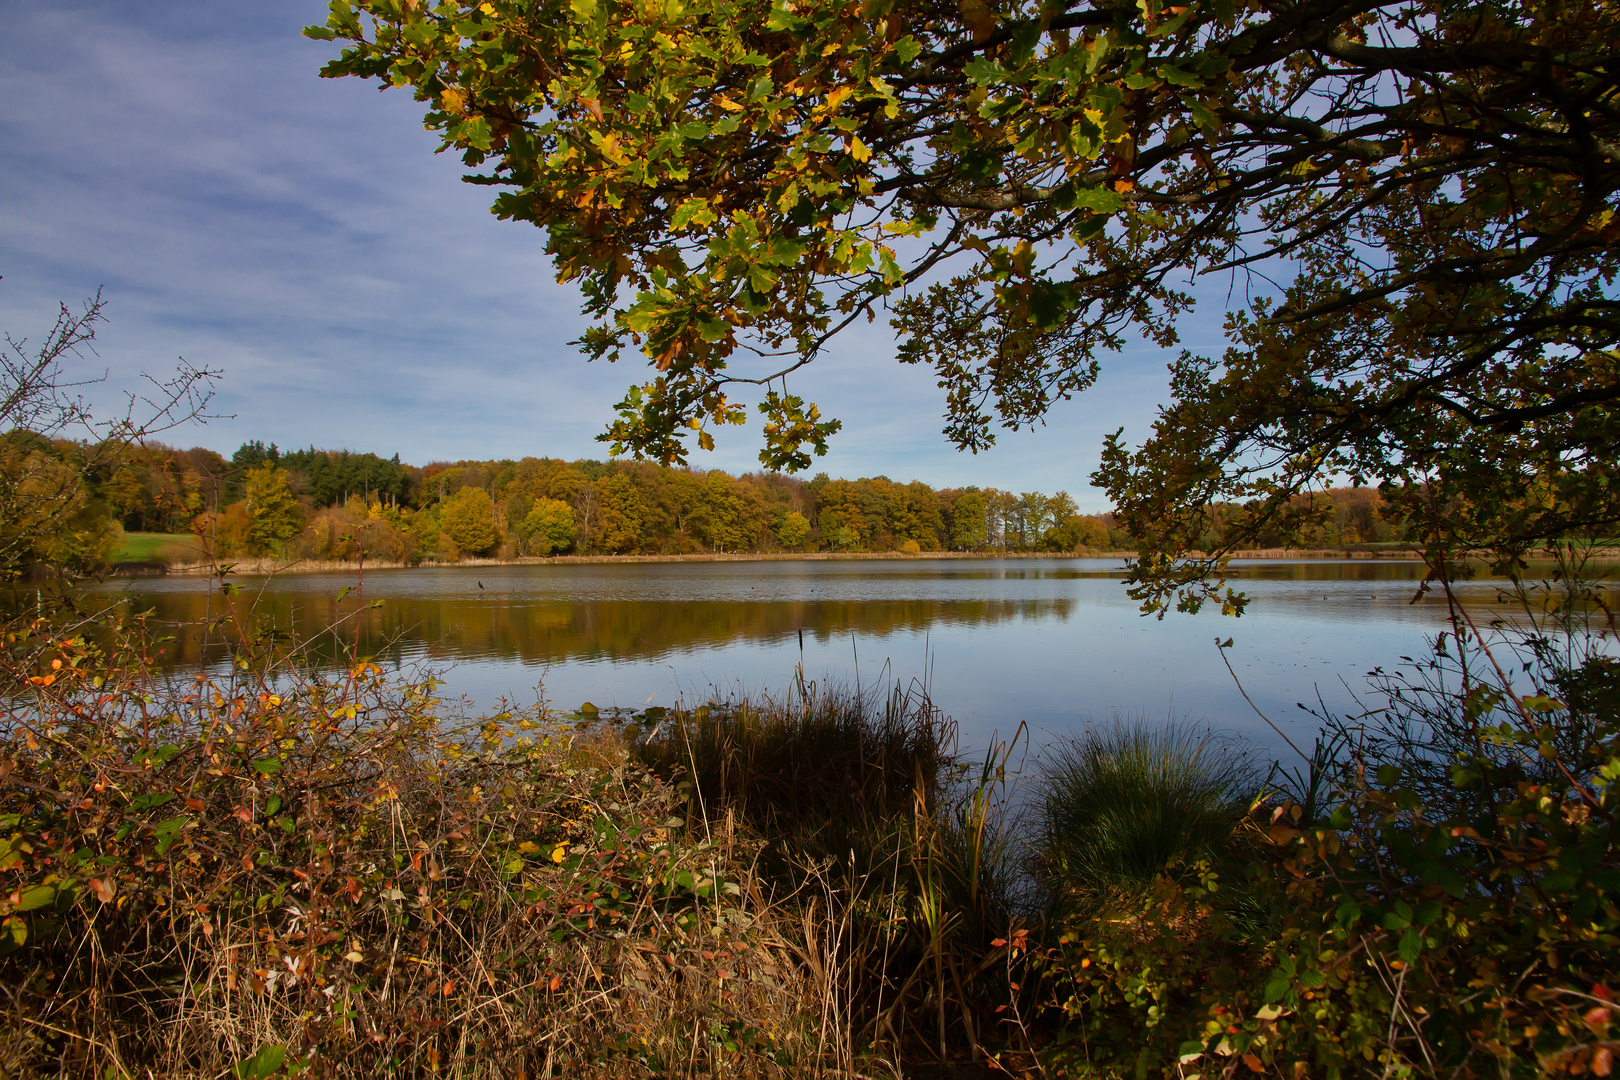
[958,0,996,41]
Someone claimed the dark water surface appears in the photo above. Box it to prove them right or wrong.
[86,557,1594,756]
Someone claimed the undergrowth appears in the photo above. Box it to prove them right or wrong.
[1,560,1616,1078]
[0,616,887,1078]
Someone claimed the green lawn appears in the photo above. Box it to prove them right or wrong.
[115,532,203,564]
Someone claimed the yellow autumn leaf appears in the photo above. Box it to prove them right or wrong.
[550,843,568,863]
[440,87,468,114]
[846,135,871,162]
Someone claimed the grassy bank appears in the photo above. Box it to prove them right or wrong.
[1,607,1615,1077]
[111,531,205,566]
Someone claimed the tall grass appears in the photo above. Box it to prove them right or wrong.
[1033,719,1257,895]
[632,677,950,875]
[630,677,1033,1067]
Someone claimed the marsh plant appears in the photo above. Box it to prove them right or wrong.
[1034,720,1258,896]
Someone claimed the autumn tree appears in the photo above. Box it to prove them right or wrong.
[777,509,811,550]
[242,464,305,555]
[947,492,989,552]
[438,486,500,556]
[312,0,1620,610]
[590,473,647,553]
[520,497,578,555]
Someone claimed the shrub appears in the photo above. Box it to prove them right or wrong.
[0,628,866,1078]
[1036,582,1620,1079]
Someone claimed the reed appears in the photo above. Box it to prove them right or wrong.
[630,678,1031,1068]
[631,678,949,874]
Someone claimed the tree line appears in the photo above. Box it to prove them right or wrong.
[40,437,1416,564]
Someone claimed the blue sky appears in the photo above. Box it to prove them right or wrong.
[0,1,1221,508]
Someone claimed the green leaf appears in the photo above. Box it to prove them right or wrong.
[1070,187,1122,214]
[154,816,191,855]
[15,885,56,912]
[670,198,716,232]
[233,1043,287,1080]
[1157,64,1202,87]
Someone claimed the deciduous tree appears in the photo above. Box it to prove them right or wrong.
[520,497,578,555]
[242,464,305,556]
[777,509,811,550]
[311,0,1620,610]
[438,486,500,556]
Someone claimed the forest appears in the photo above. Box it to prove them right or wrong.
[41,436,1411,565]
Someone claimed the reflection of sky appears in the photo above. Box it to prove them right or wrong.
[90,558,1614,760]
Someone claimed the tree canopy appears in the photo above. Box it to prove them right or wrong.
[309,0,1620,610]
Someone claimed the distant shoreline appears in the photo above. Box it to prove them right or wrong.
[114,546,1458,576]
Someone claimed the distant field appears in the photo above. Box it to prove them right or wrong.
[115,532,203,564]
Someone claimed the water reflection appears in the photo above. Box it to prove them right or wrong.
[92,588,1076,669]
[85,557,1617,757]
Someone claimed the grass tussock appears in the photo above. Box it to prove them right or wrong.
[1033,719,1256,894]
[632,677,952,873]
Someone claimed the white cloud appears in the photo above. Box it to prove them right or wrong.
[0,0,1206,498]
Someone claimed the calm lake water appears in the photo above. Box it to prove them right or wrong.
[85,557,1595,758]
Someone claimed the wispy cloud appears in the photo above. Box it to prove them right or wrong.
[0,0,1192,503]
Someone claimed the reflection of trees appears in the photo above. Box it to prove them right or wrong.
[93,591,1076,671]
[1226,562,1429,582]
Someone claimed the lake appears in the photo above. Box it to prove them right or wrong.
[86,557,1589,759]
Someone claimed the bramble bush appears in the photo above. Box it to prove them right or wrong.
[0,616,864,1078]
